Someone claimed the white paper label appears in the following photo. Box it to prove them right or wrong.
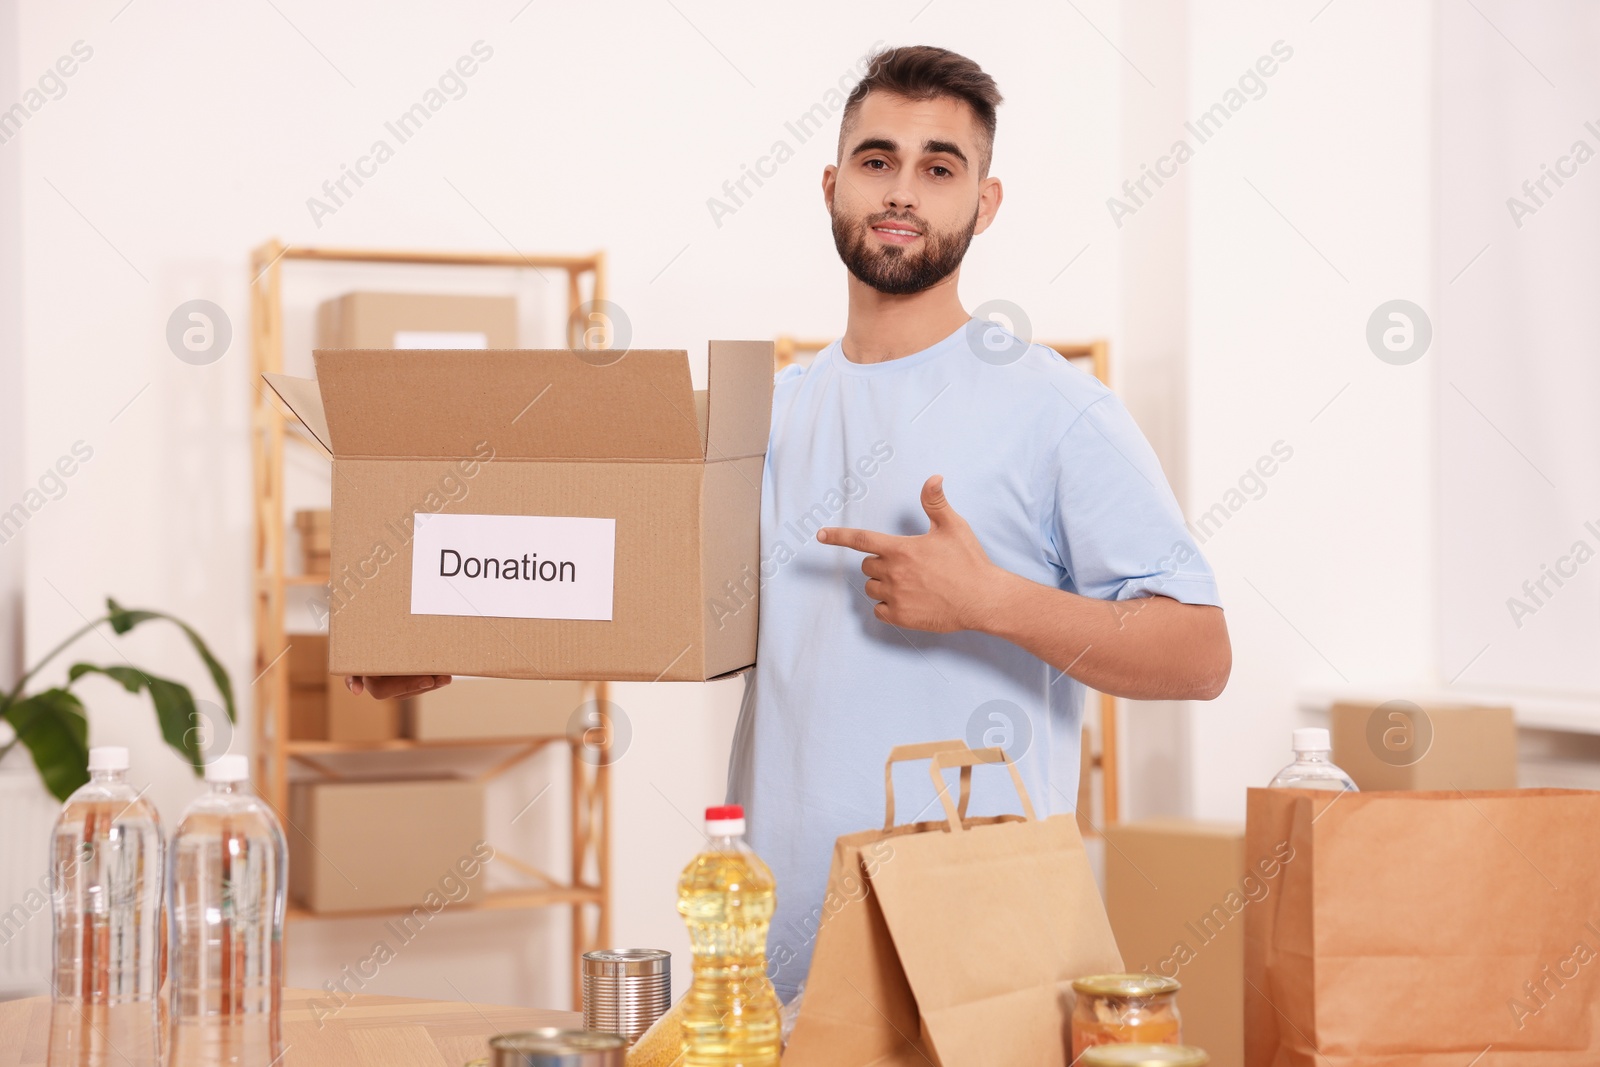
[392,330,489,349]
[410,513,615,621]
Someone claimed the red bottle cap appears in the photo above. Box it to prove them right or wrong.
[705,804,743,821]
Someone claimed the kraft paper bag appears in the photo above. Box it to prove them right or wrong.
[785,742,1123,1067]
[1245,787,1600,1066]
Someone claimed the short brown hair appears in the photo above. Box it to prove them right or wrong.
[839,45,1003,177]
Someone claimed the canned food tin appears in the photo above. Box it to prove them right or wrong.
[487,1028,627,1067]
[581,948,671,1045]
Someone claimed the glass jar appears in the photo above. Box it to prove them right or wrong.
[1080,1044,1209,1067]
[1070,973,1182,1056]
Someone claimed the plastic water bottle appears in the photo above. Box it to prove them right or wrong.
[47,745,164,1067]
[168,754,287,1067]
[1269,728,1359,791]
[676,804,780,1066]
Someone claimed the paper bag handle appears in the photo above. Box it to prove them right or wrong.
[927,747,1036,832]
[883,741,973,830]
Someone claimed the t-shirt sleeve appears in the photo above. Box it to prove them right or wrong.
[1042,392,1223,608]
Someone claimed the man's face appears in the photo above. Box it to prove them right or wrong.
[826,91,999,295]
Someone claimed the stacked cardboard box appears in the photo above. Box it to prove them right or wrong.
[1103,820,1248,1066]
[294,508,331,575]
[286,633,403,742]
[288,778,487,913]
[406,677,585,741]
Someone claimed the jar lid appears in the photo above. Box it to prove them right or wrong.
[1070,973,1182,997]
[581,948,671,977]
[1080,1045,1209,1067]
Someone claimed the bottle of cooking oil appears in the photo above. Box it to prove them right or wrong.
[676,804,780,1066]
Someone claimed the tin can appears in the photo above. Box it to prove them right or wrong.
[487,1028,627,1067]
[581,948,672,1045]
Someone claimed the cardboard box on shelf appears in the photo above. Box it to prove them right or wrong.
[263,341,773,682]
[288,686,327,740]
[295,509,331,575]
[287,683,403,742]
[285,632,404,742]
[315,291,518,350]
[406,677,584,741]
[324,680,403,741]
[288,778,487,913]
[286,633,331,687]
[1102,819,1247,1067]
[1329,700,1516,790]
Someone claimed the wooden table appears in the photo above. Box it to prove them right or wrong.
[0,988,581,1066]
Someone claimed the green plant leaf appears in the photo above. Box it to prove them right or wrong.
[104,598,235,725]
[69,664,205,775]
[67,662,146,692]
[1,600,236,798]
[104,598,157,636]
[146,676,203,774]
[4,689,90,801]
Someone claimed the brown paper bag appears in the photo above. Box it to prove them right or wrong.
[1245,787,1600,1066]
[785,742,1123,1067]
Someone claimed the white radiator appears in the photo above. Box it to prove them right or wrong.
[0,766,56,999]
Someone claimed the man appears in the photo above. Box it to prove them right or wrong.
[352,44,1229,1004]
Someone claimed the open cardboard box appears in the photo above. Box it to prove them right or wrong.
[265,342,772,682]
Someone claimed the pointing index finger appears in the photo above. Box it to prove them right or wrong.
[818,526,897,555]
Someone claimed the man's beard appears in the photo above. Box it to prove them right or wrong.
[831,204,979,295]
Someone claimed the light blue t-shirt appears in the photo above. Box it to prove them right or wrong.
[725,318,1222,1000]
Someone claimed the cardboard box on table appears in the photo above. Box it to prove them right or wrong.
[1102,819,1246,1067]
[405,677,585,740]
[263,341,773,682]
[315,291,518,350]
[288,777,487,913]
[1329,700,1516,790]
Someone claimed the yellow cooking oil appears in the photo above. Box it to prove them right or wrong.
[675,805,780,1067]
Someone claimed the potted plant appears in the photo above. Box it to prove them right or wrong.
[0,597,235,801]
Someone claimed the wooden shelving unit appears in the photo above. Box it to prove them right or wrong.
[248,241,612,1006]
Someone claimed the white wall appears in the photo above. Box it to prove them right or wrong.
[0,0,22,681]
[1182,0,1439,818]
[5,0,1125,1005]
[0,0,55,1000]
[1435,1,1600,708]
[1114,0,1193,821]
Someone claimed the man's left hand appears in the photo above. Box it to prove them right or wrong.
[818,475,1000,633]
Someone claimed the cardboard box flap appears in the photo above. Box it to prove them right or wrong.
[705,340,775,459]
[263,372,333,452]
[693,390,710,453]
[311,348,705,459]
